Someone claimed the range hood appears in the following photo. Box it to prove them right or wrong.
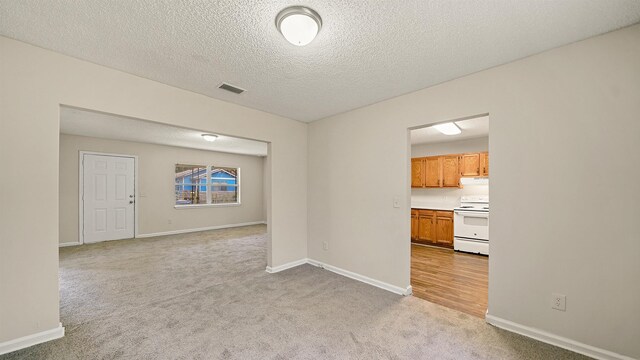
[460,177,489,186]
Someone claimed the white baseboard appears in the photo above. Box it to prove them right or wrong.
[0,323,64,356]
[59,242,81,247]
[136,221,266,238]
[264,258,411,296]
[265,258,308,273]
[486,314,634,360]
[307,259,413,296]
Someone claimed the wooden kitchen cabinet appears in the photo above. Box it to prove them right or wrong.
[480,152,489,176]
[423,157,441,187]
[411,158,424,187]
[417,210,436,244]
[412,152,487,187]
[435,211,454,247]
[412,209,454,248]
[411,209,419,240]
[411,156,459,188]
[441,155,461,187]
[460,153,481,177]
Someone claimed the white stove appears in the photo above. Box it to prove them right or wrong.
[454,195,489,255]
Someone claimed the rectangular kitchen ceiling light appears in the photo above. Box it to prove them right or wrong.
[433,122,461,135]
[218,83,246,94]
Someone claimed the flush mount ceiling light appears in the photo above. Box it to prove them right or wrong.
[202,134,218,142]
[276,6,322,46]
[433,122,462,135]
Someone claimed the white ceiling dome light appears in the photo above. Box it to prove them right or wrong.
[202,134,218,142]
[276,6,322,46]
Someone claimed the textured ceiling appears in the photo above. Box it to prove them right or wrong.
[2,1,640,122]
[60,107,268,156]
[411,115,489,145]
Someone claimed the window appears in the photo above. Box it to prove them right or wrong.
[175,164,240,207]
[211,167,239,204]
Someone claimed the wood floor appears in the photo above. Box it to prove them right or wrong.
[411,243,488,318]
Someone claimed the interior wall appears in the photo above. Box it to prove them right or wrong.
[0,36,307,343]
[411,137,489,209]
[59,134,265,244]
[308,24,640,358]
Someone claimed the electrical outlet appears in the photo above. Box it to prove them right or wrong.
[552,293,566,311]
[167,219,172,225]
[323,241,329,251]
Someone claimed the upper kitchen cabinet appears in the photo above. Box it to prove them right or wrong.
[480,152,489,176]
[424,157,441,187]
[460,153,481,177]
[411,155,461,188]
[442,155,460,187]
[411,158,424,187]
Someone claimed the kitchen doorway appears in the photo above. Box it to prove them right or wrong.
[409,114,489,318]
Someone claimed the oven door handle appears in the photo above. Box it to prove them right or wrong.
[454,211,489,218]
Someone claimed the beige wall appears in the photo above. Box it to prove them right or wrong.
[59,134,265,244]
[308,24,640,358]
[0,36,307,343]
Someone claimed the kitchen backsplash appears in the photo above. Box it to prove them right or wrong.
[411,184,489,209]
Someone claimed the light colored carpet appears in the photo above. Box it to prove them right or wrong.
[2,225,589,359]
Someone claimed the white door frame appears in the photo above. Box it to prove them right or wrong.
[78,151,139,244]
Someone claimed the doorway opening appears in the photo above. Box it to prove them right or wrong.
[57,105,273,339]
[409,114,489,318]
[58,105,271,251]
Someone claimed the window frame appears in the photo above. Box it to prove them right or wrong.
[174,165,241,209]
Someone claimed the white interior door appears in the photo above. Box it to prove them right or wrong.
[83,154,135,243]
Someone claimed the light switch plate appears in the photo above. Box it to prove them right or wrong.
[393,196,400,208]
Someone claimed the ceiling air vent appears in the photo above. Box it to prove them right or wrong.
[218,83,246,94]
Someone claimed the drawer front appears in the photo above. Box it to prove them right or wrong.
[436,210,453,218]
[418,210,435,217]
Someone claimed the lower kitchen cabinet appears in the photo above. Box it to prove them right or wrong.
[411,208,454,248]
[411,209,419,240]
[417,210,435,243]
[435,211,454,247]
